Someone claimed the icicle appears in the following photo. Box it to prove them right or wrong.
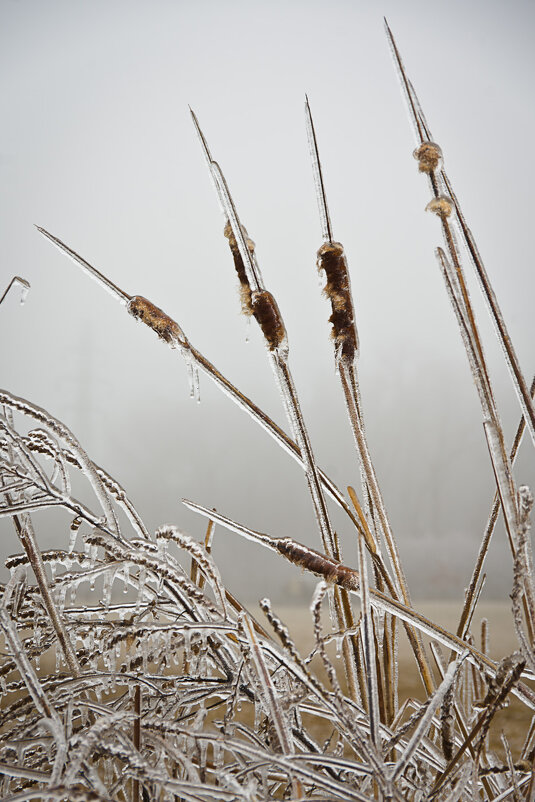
[253,699,263,732]
[122,564,130,593]
[141,635,149,674]
[164,629,171,666]
[135,567,147,612]
[69,516,82,552]
[66,699,73,739]
[184,351,201,403]
[56,584,67,614]
[213,741,224,771]
[104,757,113,788]
[198,739,208,775]
[55,641,61,673]
[102,569,114,608]
[183,628,191,664]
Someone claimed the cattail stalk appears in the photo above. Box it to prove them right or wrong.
[306,96,434,697]
[385,19,535,452]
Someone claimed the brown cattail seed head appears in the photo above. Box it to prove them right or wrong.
[426,195,453,218]
[317,241,358,362]
[414,141,443,174]
[128,296,186,347]
[251,290,286,351]
[275,537,360,591]
[224,221,255,316]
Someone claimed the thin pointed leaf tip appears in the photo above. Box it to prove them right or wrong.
[305,94,333,244]
[36,226,131,305]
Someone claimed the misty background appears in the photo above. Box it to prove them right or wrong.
[1,0,534,602]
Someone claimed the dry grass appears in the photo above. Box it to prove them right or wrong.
[1,20,535,802]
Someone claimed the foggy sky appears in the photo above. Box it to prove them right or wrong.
[1,0,535,601]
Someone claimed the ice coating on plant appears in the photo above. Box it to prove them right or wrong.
[0,21,534,802]
[0,276,30,307]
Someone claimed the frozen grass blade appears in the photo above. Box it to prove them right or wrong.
[390,652,467,783]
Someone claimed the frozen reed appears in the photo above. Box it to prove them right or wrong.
[1,20,534,802]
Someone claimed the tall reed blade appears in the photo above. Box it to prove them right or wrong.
[385,19,535,453]
[306,95,434,695]
[190,108,338,562]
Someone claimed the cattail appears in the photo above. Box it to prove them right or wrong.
[128,296,187,347]
[223,220,255,316]
[317,241,358,363]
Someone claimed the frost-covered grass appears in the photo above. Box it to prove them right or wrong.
[1,21,535,802]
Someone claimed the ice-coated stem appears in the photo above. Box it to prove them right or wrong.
[305,95,434,697]
[385,19,535,452]
[390,653,467,783]
[357,527,380,747]
[14,513,81,677]
[339,360,434,694]
[272,350,336,557]
[36,227,131,305]
[183,498,535,708]
[37,228,362,534]
[0,390,119,538]
[0,599,67,785]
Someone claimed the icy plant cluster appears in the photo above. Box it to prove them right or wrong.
[1,21,535,802]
